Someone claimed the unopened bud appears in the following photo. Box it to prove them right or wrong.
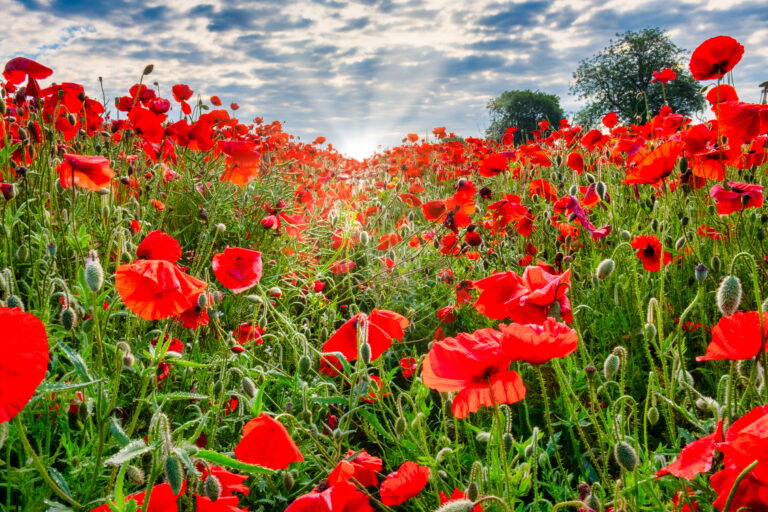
[595,258,615,280]
[282,470,295,491]
[646,406,659,425]
[204,474,222,501]
[164,455,184,495]
[143,64,155,75]
[595,181,607,200]
[717,275,742,316]
[603,353,620,380]
[465,481,479,501]
[359,342,372,364]
[6,295,24,310]
[614,441,639,472]
[395,416,407,436]
[126,465,145,486]
[242,377,257,399]
[694,263,708,282]
[60,308,78,330]
[85,252,104,292]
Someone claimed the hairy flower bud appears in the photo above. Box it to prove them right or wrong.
[603,353,620,380]
[595,259,615,280]
[614,441,639,472]
[717,275,742,316]
[60,308,78,330]
[164,455,184,495]
[85,252,104,292]
[204,474,222,501]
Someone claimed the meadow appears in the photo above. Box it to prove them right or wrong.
[0,35,767,512]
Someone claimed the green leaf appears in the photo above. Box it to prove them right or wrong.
[157,392,209,401]
[56,339,92,382]
[38,379,105,393]
[195,450,275,475]
[105,440,153,466]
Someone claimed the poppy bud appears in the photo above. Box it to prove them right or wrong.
[646,406,659,425]
[213,380,224,397]
[465,481,479,502]
[122,353,135,368]
[595,181,607,200]
[298,355,311,373]
[568,185,578,196]
[584,494,603,512]
[85,252,104,292]
[282,471,295,492]
[677,369,695,387]
[164,455,184,496]
[603,353,620,380]
[0,100,5,116]
[595,259,615,280]
[503,432,514,451]
[359,342,372,364]
[215,223,226,232]
[60,308,78,330]
[585,365,597,377]
[681,215,690,226]
[620,229,631,241]
[0,423,7,451]
[204,474,222,501]
[126,464,145,486]
[359,231,370,244]
[475,431,491,443]
[695,263,708,282]
[395,416,407,435]
[245,294,263,304]
[242,377,257,399]
[643,322,657,339]
[717,275,742,316]
[268,286,282,297]
[710,255,721,273]
[6,294,24,310]
[614,441,639,471]
[434,499,475,512]
[143,64,154,75]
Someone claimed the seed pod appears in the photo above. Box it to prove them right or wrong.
[204,474,222,501]
[603,353,620,380]
[126,465,145,486]
[242,377,257,399]
[465,481,479,502]
[164,455,184,495]
[143,64,155,75]
[717,275,742,316]
[6,295,24,310]
[60,308,78,330]
[85,254,104,292]
[359,342,372,364]
[646,406,659,425]
[710,255,721,273]
[595,259,615,280]
[614,441,639,472]
[695,263,708,282]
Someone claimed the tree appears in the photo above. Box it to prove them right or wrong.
[485,90,565,144]
[571,28,705,127]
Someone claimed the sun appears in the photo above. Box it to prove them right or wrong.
[337,135,381,161]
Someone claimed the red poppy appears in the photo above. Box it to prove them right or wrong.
[175,298,210,329]
[478,154,509,177]
[328,449,383,487]
[3,57,53,97]
[194,495,246,512]
[89,482,184,512]
[232,323,265,345]
[566,152,585,174]
[212,247,263,294]
[716,101,768,148]
[473,266,572,324]
[689,36,744,81]
[330,259,356,274]
[218,141,262,186]
[379,461,430,506]
[57,154,115,191]
[706,84,739,105]
[285,481,373,512]
[399,356,418,378]
[709,181,764,215]
[199,465,249,497]
[651,68,677,84]
[630,235,673,271]
[498,318,578,364]
[322,309,408,363]
[421,180,476,233]
[234,414,303,469]
[421,328,526,418]
[602,112,618,128]
[0,308,49,423]
[697,312,768,361]
[136,230,182,262]
[656,421,723,479]
[377,232,402,250]
[115,259,207,321]
[439,489,484,511]
[622,141,683,186]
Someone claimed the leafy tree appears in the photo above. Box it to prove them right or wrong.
[571,27,705,126]
[485,89,565,144]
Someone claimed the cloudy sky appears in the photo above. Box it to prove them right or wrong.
[2,0,766,157]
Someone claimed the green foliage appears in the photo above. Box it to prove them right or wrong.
[571,27,705,125]
[485,89,565,143]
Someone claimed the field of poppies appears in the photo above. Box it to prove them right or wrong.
[1,34,767,512]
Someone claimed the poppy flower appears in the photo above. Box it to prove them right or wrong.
[657,421,723,480]
[439,489,484,511]
[328,449,383,487]
[322,309,408,362]
[379,461,430,506]
[498,318,578,364]
[115,259,207,321]
[473,266,572,324]
[399,356,418,378]
[218,141,261,186]
[421,328,526,418]
[89,482,184,512]
[285,481,373,512]
[689,36,744,81]
[330,259,356,274]
[199,466,249,497]
[566,152,585,174]
[706,84,739,105]
[194,495,246,512]
[716,101,768,148]
[602,112,619,128]
[0,308,49,423]
[622,141,683,186]
[651,68,677,84]
[697,312,768,361]
[630,235,673,271]
[3,57,53,97]
[234,414,303,469]
[212,248,263,294]
[136,230,182,262]
[376,232,402,250]
[709,181,764,215]
[478,154,509,177]
[233,323,265,345]
[57,154,115,191]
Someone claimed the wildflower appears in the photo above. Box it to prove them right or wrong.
[709,182,764,215]
[630,235,673,271]
[57,154,114,191]
[322,309,408,363]
[234,414,303,469]
[697,311,768,361]
[689,36,744,81]
[212,247,263,294]
[379,461,430,506]
[498,318,578,365]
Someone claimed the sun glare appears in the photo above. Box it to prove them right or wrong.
[338,136,381,161]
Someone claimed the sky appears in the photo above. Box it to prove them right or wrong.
[1,0,766,158]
